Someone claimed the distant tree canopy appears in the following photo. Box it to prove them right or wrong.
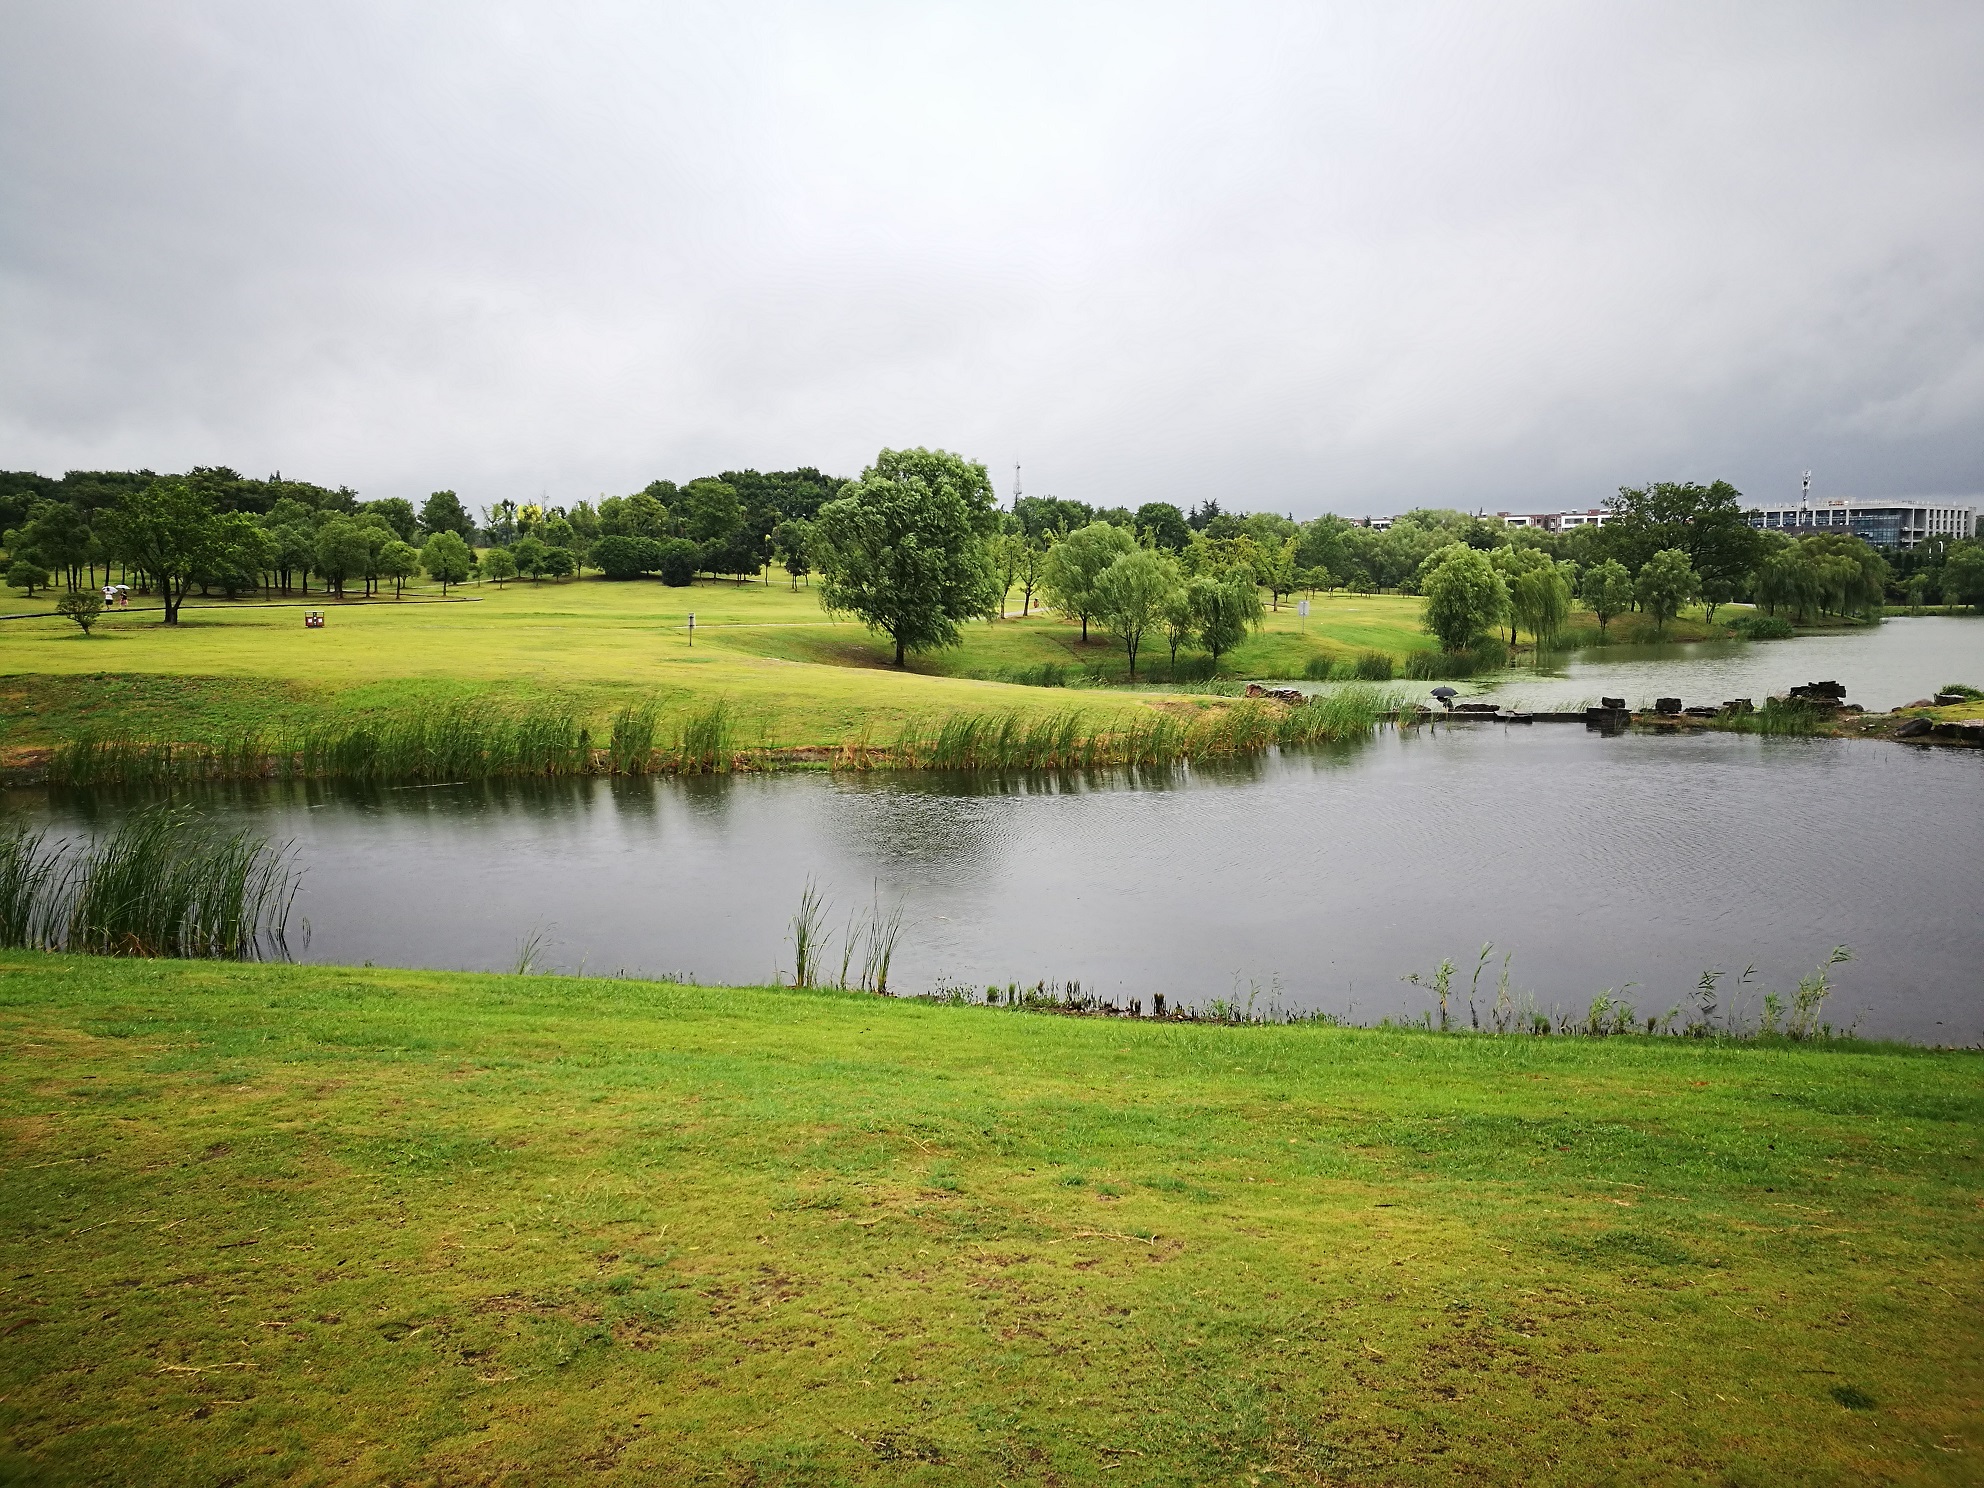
[1602,481,1764,593]
[6,456,1953,637]
[1011,495,1095,541]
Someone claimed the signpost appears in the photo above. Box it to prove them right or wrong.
[1297,598,1309,632]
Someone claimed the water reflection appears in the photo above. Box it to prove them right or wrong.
[14,727,1984,1042]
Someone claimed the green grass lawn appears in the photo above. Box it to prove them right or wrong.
[1,572,1744,761]
[3,953,1978,1484]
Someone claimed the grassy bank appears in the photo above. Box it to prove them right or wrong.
[30,689,1395,786]
[2,573,1739,759]
[2,953,1979,1485]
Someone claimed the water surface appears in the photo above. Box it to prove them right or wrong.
[1468,615,1984,711]
[20,727,1983,1043]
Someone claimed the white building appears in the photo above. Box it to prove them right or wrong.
[1484,509,1611,532]
[1744,497,1976,551]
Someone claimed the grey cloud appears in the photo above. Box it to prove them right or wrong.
[2,0,1979,515]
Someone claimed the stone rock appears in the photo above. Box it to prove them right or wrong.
[1895,718,1932,738]
[1789,680,1846,701]
[1654,697,1682,715]
[1902,698,1935,710]
[1600,696,1626,711]
[1682,706,1718,718]
[1721,699,1754,715]
[1934,693,1967,707]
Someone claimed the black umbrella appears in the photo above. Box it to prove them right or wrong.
[1430,685,1458,710]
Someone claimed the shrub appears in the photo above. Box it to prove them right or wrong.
[1728,612,1795,640]
[1351,650,1395,681]
[592,534,663,580]
[1937,682,1983,700]
[656,538,701,587]
[56,590,106,634]
[6,559,51,595]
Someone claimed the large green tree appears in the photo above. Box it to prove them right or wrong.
[1418,544,1509,653]
[105,478,221,623]
[1582,558,1634,636]
[1509,562,1572,650]
[812,451,997,666]
[1190,570,1262,666]
[1942,544,1984,612]
[1635,548,1700,635]
[1040,521,1136,641]
[420,531,475,593]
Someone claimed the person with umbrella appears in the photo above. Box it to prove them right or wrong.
[1430,685,1458,712]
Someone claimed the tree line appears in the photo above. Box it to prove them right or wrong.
[0,464,848,621]
[6,464,1979,663]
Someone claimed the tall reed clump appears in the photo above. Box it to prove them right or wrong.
[0,826,61,949]
[55,703,596,786]
[675,698,734,773]
[608,698,663,774]
[0,809,298,959]
[879,693,1389,772]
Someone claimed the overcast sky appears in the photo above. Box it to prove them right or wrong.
[2,2,1980,517]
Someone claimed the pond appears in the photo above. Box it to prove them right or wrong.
[1465,614,1984,711]
[16,726,1983,1044]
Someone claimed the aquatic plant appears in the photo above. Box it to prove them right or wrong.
[608,698,663,774]
[0,825,61,950]
[0,811,297,960]
[788,879,828,988]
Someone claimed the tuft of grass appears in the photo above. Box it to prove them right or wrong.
[1709,696,1836,736]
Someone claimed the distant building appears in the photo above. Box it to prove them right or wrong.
[1483,509,1611,532]
[1743,498,1976,551]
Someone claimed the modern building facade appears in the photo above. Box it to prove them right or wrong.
[1743,498,1976,550]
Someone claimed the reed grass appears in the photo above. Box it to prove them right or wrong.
[1707,696,1836,737]
[607,698,663,774]
[45,684,1396,789]
[788,879,827,989]
[0,810,297,960]
[0,826,61,950]
[675,698,734,773]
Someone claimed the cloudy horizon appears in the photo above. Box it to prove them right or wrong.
[2,1,1980,518]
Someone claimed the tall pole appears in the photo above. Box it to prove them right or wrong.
[1801,470,1811,528]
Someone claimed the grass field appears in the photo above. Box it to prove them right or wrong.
[1,572,1734,759]
[2,952,1979,1485]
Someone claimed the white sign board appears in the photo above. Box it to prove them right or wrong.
[1297,600,1310,618]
